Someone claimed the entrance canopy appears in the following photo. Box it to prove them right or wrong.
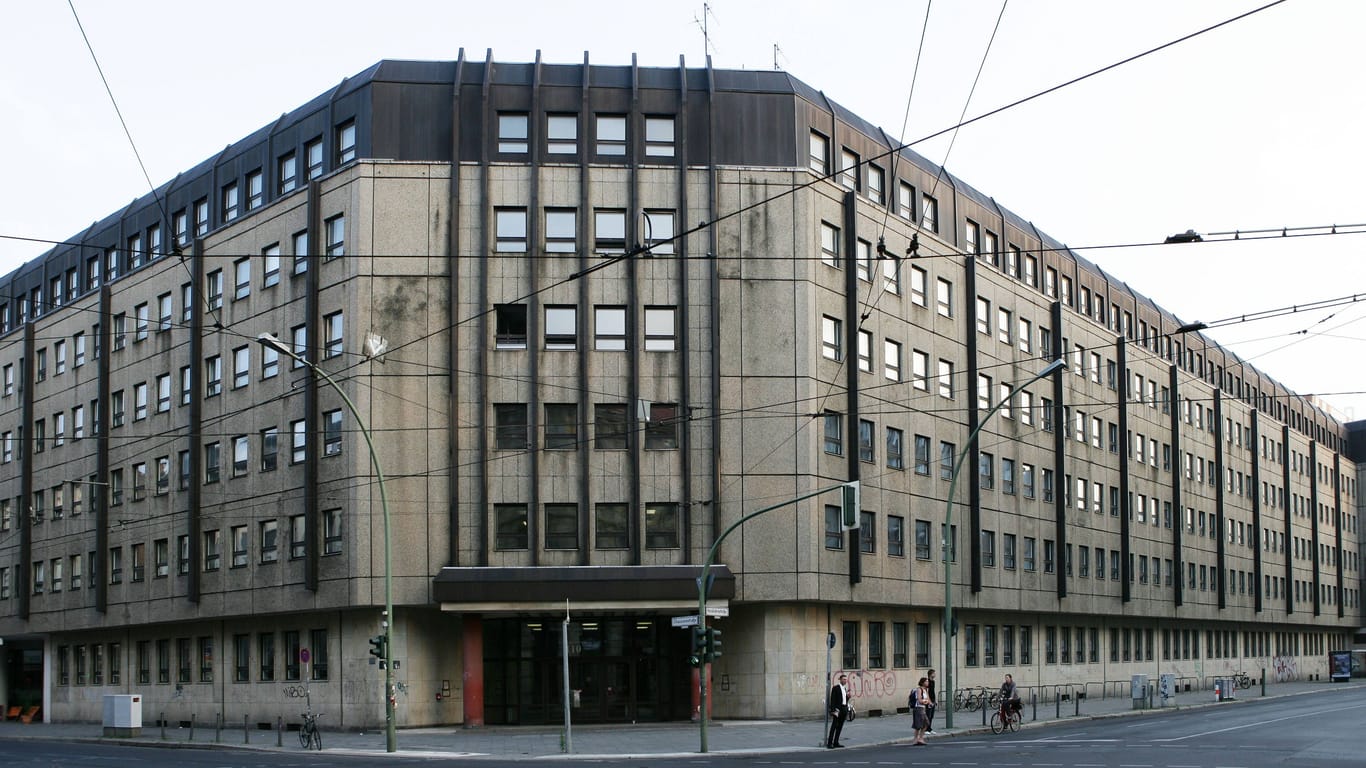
[433,565,735,614]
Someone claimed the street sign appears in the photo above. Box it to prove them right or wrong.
[672,615,700,628]
[704,605,729,618]
[300,648,311,664]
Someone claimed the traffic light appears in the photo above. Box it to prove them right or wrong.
[689,625,706,667]
[706,627,723,662]
[369,634,387,660]
[841,481,860,529]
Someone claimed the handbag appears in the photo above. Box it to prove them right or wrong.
[847,705,856,721]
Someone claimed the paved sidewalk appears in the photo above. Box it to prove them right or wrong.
[2,679,1361,759]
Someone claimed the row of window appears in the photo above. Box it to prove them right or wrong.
[492,402,678,451]
[55,628,331,688]
[495,207,674,255]
[497,113,675,159]
[492,502,679,551]
[808,131,938,232]
[1,512,342,599]
[0,417,342,532]
[493,304,676,352]
[834,617,1339,672]
[0,120,355,335]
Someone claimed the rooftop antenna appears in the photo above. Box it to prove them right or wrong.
[694,3,719,61]
[773,43,789,71]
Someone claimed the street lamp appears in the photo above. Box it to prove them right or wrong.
[941,358,1064,729]
[257,332,397,753]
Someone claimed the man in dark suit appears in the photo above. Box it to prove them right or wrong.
[827,673,851,748]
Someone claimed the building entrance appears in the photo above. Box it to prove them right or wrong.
[483,616,691,724]
[1,640,43,713]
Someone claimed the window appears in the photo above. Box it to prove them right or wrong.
[278,152,298,194]
[547,114,578,154]
[204,441,220,484]
[309,629,329,681]
[324,311,343,358]
[262,244,281,288]
[1003,533,1017,569]
[821,315,842,361]
[867,164,884,204]
[495,305,527,349]
[913,434,931,475]
[154,539,169,578]
[545,504,579,549]
[910,265,927,306]
[207,269,223,309]
[491,112,530,154]
[109,546,122,584]
[494,504,528,550]
[289,515,306,559]
[325,215,345,258]
[233,435,249,475]
[938,359,954,398]
[936,277,953,317]
[131,542,145,581]
[594,306,627,350]
[884,339,902,381]
[645,502,679,548]
[246,169,263,210]
[888,515,905,556]
[808,130,828,173]
[306,137,324,179]
[222,182,239,222]
[1044,539,1056,573]
[233,258,251,300]
[940,440,955,480]
[134,381,152,420]
[886,427,904,470]
[323,509,343,555]
[291,419,307,463]
[596,114,627,155]
[205,355,222,397]
[643,209,674,254]
[979,452,994,489]
[544,403,578,450]
[230,525,249,568]
[293,230,309,274]
[644,403,679,449]
[156,456,169,495]
[1023,537,1036,571]
[261,342,279,379]
[857,329,873,371]
[594,209,626,253]
[595,503,629,549]
[858,419,875,463]
[644,307,676,351]
[232,346,250,389]
[820,221,840,266]
[594,403,628,450]
[543,306,577,350]
[113,313,126,350]
[645,116,675,157]
[494,404,529,449]
[261,427,278,472]
[982,530,996,567]
[495,208,528,252]
[337,119,356,164]
[823,411,843,455]
[840,148,859,189]
[545,209,576,252]
[921,194,938,232]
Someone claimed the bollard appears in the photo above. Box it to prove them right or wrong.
[1074,690,1080,716]
[1149,683,1155,710]
[244,714,250,744]
[1055,691,1060,719]
[1261,668,1266,697]
[1031,691,1036,721]
[160,712,167,741]
[277,716,284,747]
[982,701,987,726]
[190,713,195,741]
[215,712,222,743]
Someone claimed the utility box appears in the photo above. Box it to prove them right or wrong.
[1130,674,1148,710]
[1158,674,1176,706]
[1214,678,1234,701]
[102,694,142,737]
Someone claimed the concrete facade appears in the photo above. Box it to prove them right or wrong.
[0,55,1360,727]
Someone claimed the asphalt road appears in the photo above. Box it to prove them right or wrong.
[0,686,1360,767]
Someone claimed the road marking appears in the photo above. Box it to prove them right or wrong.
[1153,702,1366,742]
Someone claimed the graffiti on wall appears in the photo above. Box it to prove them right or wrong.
[831,669,900,701]
[1272,655,1297,682]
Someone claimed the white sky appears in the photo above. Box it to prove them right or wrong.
[3,0,1364,422]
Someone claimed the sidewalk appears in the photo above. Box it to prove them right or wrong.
[2,679,1362,759]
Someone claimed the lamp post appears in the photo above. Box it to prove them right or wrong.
[258,333,396,753]
[941,358,1064,729]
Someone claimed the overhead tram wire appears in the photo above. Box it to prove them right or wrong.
[13,1,1293,433]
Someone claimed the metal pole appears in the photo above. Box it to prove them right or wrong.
[257,334,395,752]
[562,606,572,754]
[942,359,1063,730]
[697,481,856,753]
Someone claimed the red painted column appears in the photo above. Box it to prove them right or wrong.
[461,614,484,727]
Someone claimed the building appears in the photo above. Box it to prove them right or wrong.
[0,53,1361,729]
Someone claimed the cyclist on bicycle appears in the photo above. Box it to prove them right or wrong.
[1000,673,1022,718]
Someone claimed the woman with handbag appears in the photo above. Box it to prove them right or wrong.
[910,676,929,746]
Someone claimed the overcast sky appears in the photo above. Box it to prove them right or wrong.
[3,0,1363,421]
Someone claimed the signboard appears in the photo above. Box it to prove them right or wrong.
[705,605,729,618]
[1330,651,1351,682]
[1159,673,1175,703]
[672,615,699,628]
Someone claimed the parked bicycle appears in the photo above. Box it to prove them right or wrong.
[299,711,323,750]
[1233,672,1253,690]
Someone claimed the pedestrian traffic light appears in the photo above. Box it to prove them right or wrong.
[692,625,707,653]
[707,627,723,662]
[369,634,387,660]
